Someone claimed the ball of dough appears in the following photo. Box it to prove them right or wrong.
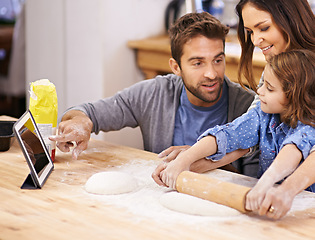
[85,171,138,195]
[160,192,241,217]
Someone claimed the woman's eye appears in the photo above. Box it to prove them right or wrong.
[246,29,253,35]
[261,26,270,32]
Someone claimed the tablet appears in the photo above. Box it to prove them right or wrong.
[13,110,54,189]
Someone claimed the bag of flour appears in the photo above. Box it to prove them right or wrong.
[29,79,58,161]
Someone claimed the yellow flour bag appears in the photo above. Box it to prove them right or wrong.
[29,79,58,161]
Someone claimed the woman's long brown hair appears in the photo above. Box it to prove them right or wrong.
[236,0,315,92]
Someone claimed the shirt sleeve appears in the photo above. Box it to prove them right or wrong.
[197,106,261,161]
[281,123,315,160]
[65,79,158,134]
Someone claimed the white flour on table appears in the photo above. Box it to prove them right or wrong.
[80,158,315,224]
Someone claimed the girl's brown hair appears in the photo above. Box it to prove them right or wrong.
[236,0,315,92]
[268,50,315,128]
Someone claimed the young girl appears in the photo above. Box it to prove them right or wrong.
[159,49,315,219]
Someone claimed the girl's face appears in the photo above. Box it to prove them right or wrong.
[257,65,288,118]
[242,3,288,60]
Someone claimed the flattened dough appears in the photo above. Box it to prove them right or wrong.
[85,171,138,195]
[160,192,241,216]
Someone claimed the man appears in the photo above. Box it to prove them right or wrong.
[50,12,258,179]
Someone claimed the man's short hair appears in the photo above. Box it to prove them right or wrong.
[169,12,229,68]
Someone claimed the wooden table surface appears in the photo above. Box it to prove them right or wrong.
[1,118,315,239]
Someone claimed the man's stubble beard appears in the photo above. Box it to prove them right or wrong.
[182,76,224,104]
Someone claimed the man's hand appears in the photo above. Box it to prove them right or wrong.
[158,145,191,162]
[49,110,93,160]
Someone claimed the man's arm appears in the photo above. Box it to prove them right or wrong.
[190,148,249,173]
[49,110,93,160]
[157,145,248,171]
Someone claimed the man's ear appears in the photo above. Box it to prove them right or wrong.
[169,58,181,77]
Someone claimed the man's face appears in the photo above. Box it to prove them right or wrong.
[177,35,225,107]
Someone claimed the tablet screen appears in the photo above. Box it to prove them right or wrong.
[14,110,54,188]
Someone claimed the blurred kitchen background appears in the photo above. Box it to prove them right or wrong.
[0,0,314,149]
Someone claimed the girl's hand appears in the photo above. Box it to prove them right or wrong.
[157,136,219,189]
[160,158,190,189]
[152,146,190,187]
[151,161,168,187]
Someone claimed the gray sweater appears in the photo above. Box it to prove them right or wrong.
[71,74,255,154]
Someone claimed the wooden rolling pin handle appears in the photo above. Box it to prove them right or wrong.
[176,171,251,213]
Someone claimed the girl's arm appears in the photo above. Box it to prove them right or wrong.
[258,150,315,219]
[152,148,248,187]
[246,144,302,213]
[159,107,261,189]
[160,135,218,189]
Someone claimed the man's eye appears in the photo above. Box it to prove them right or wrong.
[214,59,223,64]
[193,62,201,66]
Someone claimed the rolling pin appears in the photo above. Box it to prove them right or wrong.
[176,171,251,213]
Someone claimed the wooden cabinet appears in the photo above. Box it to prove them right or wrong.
[0,25,13,75]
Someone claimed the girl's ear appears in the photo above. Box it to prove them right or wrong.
[169,58,182,77]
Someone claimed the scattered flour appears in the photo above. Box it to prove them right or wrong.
[81,159,315,224]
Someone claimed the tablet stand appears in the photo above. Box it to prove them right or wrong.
[21,173,40,189]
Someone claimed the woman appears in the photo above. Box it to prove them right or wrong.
[236,0,315,91]
[235,0,315,218]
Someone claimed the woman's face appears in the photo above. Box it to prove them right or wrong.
[242,3,288,60]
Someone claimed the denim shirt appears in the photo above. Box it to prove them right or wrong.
[198,103,315,191]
